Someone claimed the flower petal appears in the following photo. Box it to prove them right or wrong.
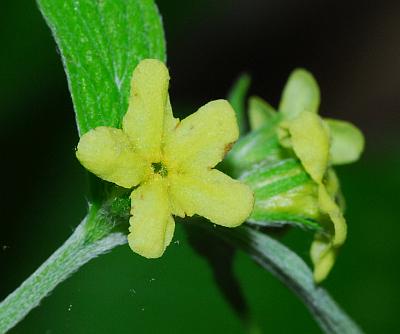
[308,184,346,282]
[163,95,179,140]
[325,119,365,165]
[169,169,254,227]
[122,59,170,161]
[287,111,330,183]
[319,186,347,246]
[279,69,320,119]
[285,111,348,281]
[76,127,147,188]
[310,237,337,283]
[285,113,346,242]
[128,177,175,258]
[164,100,239,172]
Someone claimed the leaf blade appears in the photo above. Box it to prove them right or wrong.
[37,0,166,134]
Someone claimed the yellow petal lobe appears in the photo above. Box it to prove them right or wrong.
[288,111,330,183]
[310,186,347,282]
[279,68,320,119]
[163,95,179,137]
[310,238,337,283]
[76,126,147,188]
[122,59,170,161]
[128,176,175,258]
[285,111,348,282]
[164,100,239,173]
[318,186,347,246]
[168,169,254,227]
[325,119,365,165]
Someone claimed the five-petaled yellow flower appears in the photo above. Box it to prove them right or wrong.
[76,59,254,258]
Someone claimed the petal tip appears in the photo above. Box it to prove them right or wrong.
[133,58,169,81]
[128,232,165,259]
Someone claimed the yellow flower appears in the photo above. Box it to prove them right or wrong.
[248,69,364,282]
[279,70,364,282]
[282,111,346,282]
[76,59,254,258]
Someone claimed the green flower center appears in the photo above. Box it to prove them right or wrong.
[151,162,168,177]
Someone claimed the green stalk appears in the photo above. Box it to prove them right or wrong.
[210,224,363,334]
[0,206,126,334]
[1,204,362,334]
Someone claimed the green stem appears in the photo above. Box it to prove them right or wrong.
[1,205,362,334]
[211,225,363,334]
[0,207,126,334]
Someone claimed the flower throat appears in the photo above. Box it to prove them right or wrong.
[151,162,168,177]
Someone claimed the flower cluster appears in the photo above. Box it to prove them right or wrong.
[76,60,364,283]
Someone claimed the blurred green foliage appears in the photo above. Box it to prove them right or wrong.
[1,0,399,333]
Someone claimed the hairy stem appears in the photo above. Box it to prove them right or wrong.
[1,206,362,334]
[211,224,363,334]
[0,207,126,334]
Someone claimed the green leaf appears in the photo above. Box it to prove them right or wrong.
[248,96,276,131]
[212,225,363,334]
[279,68,320,119]
[228,73,251,136]
[325,119,365,165]
[37,0,166,135]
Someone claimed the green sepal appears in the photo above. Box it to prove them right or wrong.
[223,113,284,177]
[240,158,321,230]
[222,113,323,230]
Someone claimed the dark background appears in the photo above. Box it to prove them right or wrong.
[1,0,399,333]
